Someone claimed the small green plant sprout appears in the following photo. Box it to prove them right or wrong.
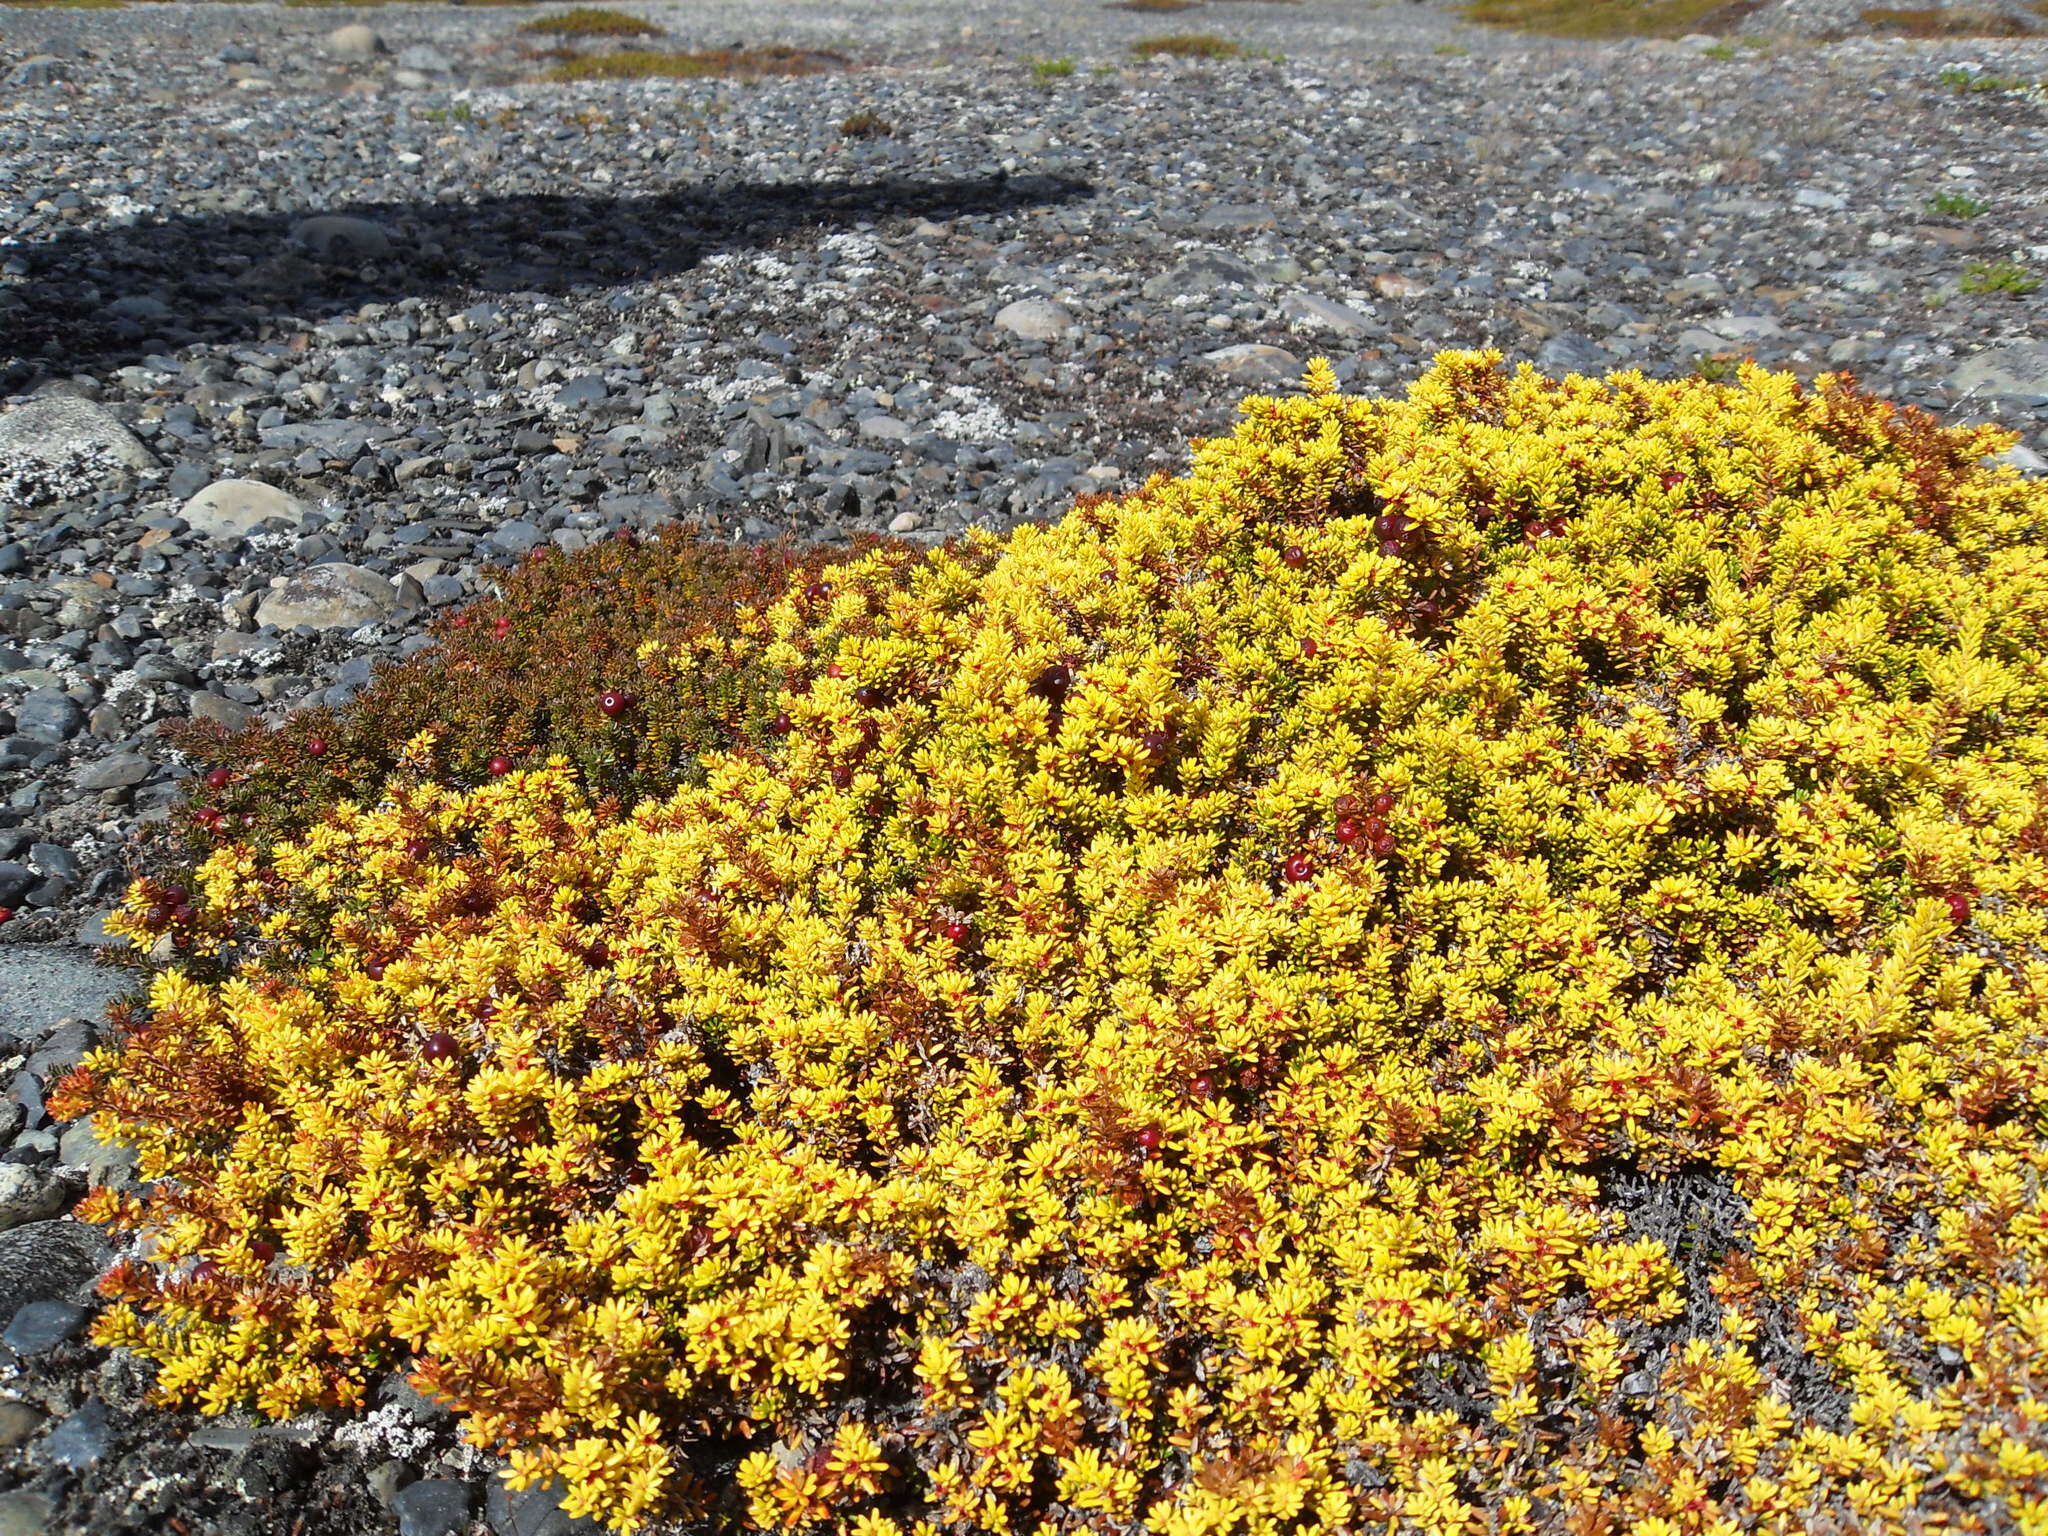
[1131,32,1243,56]
[1434,41,1470,54]
[1030,56,1079,78]
[1936,63,2036,91]
[1109,0,1199,9]
[1927,187,1990,218]
[1691,354,1740,382]
[1959,259,2041,296]
[1702,39,1737,57]
[839,109,894,138]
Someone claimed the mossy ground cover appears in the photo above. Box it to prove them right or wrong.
[519,6,662,38]
[1460,0,1737,39]
[1131,31,1245,56]
[61,354,2048,1535]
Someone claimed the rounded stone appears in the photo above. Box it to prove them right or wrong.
[179,479,310,542]
[0,395,157,474]
[290,215,394,263]
[1203,344,1303,388]
[994,298,1074,342]
[0,1166,71,1232]
[254,563,403,630]
[324,22,387,57]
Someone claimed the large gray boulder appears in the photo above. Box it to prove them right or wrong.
[0,396,157,500]
[1951,342,2048,406]
[255,563,408,630]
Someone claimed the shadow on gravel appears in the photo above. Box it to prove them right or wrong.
[0,171,1093,386]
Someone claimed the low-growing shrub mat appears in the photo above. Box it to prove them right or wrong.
[546,46,845,80]
[518,6,663,37]
[1131,30,1244,54]
[1463,0,1757,36]
[64,354,2048,1536]
[164,532,855,867]
[1859,1,2048,32]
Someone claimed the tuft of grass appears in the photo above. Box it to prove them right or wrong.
[1701,38,1738,55]
[1928,187,1990,218]
[1108,0,1200,9]
[1030,56,1079,78]
[1959,259,2041,295]
[1,0,124,9]
[1936,63,2040,90]
[1863,4,2045,33]
[545,45,843,80]
[1131,31,1243,55]
[1691,354,1741,382]
[839,108,894,138]
[519,6,662,37]
[1461,0,1732,37]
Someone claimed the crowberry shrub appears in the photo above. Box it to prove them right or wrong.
[62,355,2048,1535]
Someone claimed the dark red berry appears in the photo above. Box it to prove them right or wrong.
[1332,794,1359,816]
[1947,892,1971,925]
[404,837,431,858]
[250,1241,275,1264]
[770,712,792,735]
[830,764,853,788]
[305,738,328,758]
[365,961,386,981]
[492,616,513,637]
[1335,818,1363,847]
[1190,1073,1214,1099]
[854,685,881,709]
[1283,854,1313,883]
[1141,728,1174,758]
[586,942,611,967]
[1302,638,1319,659]
[612,526,637,543]
[172,904,196,925]
[528,547,550,565]
[147,904,173,927]
[205,766,232,790]
[599,689,628,717]
[1370,793,1395,816]
[1034,662,1073,698]
[421,1031,460,1063]
[0,908,13,927]
[488,755,514,776]
[826,663,844,679]
[1282,545,1306,570]
[1135,1126,1162,1154]
[806,582,832,602]
[190,1258,221,1284]
[452,612,471,628]
[941,918,970,944]
[1370,833,1396,857]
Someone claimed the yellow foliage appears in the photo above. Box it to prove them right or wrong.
[58,354,2048,1533]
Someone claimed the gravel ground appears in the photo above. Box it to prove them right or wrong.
[1,1,2046,1532]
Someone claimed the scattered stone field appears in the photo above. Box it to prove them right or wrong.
[0,0,2045,1532]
